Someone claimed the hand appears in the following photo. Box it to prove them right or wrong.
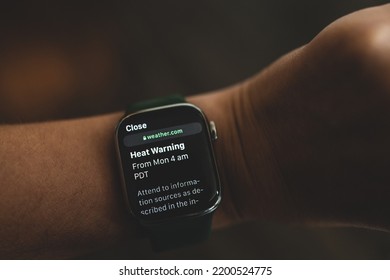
[191,4,390,231]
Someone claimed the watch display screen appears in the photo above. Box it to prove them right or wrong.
[116,104,221,222]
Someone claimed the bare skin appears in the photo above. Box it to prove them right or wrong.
[1,4,390,259]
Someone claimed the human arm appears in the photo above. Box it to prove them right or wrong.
[1,4,390,259]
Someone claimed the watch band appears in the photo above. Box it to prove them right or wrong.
[126,95,185,114]
[126,95,213,251]
[148,214,213,251]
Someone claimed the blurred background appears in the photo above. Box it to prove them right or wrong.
[1,0,390,259]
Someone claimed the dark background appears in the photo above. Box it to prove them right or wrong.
[1,0,390,258]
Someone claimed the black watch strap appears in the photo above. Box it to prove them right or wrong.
[126,95,213,251]
[147,214,213,252]
[126,95,185,114]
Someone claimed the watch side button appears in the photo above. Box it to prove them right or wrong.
[209,121,217,141]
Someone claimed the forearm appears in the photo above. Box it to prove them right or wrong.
[0,94,244,259]
[0,113,134,258]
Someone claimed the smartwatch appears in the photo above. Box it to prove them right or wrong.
[115,96,221,251]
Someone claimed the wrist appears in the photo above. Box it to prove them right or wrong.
[187,84,294,227]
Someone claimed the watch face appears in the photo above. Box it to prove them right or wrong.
[115,103,221,223]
